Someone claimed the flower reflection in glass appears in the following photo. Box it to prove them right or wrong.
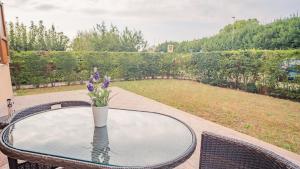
[91,127,110,164]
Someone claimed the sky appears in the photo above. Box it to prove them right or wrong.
[2,0,300,45]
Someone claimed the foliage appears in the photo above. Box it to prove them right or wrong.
[156,16,300,52]
[53,53,77,85]
[88,89,110,107]
[8,19,69,51]
[10,50,300,100]
[72,22,147,52]
[10,51,189,85]
[155,41,179,53]
[87,70,111,107]
[191,50,300,100]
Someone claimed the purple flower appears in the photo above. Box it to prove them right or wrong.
[87,83,94,92]
[93,71,100,81]
[102,76,110,89]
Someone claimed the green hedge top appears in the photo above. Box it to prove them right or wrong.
[10,50,300,100]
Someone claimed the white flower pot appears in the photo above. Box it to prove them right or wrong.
[92,106,108,127]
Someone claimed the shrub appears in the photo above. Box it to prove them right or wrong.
[191,49,300,100]
[10,50,300,101]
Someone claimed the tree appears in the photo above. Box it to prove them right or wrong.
[7,19,69,51]
[27,21,37,50]
[8,22,16,50]
[72,22,147,52]
[157,16,300,52]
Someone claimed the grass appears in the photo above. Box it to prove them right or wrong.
[16,79,300,154]
[113,80,300,154]
[15,84,86,96]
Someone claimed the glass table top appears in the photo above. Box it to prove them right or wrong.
[3,107,195,168]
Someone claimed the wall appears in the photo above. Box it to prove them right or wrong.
[0,63,13,116]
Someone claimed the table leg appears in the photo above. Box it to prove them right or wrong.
[7,157,17,169]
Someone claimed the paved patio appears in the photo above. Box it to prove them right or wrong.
[1,87,300,169]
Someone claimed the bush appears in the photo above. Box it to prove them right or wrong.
[10,51,191,85]
[246,83,257,93]
[10,49,300,101]
[191,49,300,100]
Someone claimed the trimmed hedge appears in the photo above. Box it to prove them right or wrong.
[192,50,300,100]
[10,50,300,101]
[10,51,191,87]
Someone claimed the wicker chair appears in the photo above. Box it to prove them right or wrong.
[5,101,91,169]
[200,132,300,169]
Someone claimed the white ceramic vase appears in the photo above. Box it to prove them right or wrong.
[92,106,108,127]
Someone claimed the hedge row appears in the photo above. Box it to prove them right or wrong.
[192,50,300,100]
[10,50,300,101]
[10,51,191,87]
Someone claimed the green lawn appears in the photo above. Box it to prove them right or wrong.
[114,80,300,154]
[16,84,86,96]
[16,79,300,154]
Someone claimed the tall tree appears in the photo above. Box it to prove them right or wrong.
[8,22,16,50]
[72,22,147,52]
[7,19,69,51]
[156,16,300,52]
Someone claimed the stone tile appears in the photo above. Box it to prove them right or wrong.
[0,152,7,168]
[0,164,8,169]
[0,87,299,169]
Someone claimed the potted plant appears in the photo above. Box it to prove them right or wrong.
[87,68,111,127]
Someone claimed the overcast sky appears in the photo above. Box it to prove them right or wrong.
[2,0,300,45]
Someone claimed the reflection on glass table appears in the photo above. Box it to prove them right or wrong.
[1,107,197,169]
[92,126,110,164]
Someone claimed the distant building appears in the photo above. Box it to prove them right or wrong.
[167,45,174,53]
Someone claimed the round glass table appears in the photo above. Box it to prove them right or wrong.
[0,106,196,169]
